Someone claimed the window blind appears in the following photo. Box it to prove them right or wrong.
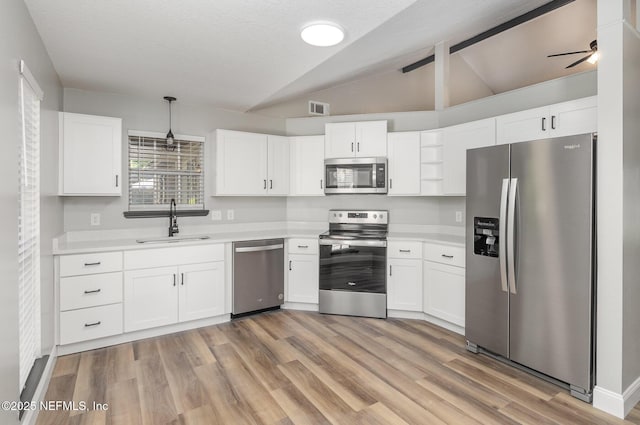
[128,134,204,210]
[18,61,42,392]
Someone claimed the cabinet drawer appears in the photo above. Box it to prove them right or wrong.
[387,241,422,259]
[59,251,123,277]
[59,303,123,345]
[288,238,318,255]
[124,244,224,270]
[60,272,123,311]
[423,243,465,267]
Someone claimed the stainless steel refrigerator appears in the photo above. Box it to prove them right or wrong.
[465,133,595,402]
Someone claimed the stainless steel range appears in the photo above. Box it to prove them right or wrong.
[318,210,388,319]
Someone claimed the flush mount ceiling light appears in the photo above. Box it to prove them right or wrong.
[301,23,344,47]
[164,96,176,148]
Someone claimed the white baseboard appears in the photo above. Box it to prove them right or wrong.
[22,346,58,425]
[282,302,318,312]
[387,310,425,320]
[593,376,640,419]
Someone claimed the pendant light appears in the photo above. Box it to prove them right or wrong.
[164,96,176,147]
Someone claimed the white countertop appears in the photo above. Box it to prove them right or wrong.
[53,222,465,255]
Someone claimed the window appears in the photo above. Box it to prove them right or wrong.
[18,60,42,392]
[127,131,205,211]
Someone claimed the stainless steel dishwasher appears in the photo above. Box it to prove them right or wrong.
[232,238,284,316]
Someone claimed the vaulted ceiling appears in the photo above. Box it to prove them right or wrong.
[24,0,596,112]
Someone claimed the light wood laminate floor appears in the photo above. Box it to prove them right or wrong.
[37,310,640,425]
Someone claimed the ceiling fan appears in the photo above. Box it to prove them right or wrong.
[548,39,599,69]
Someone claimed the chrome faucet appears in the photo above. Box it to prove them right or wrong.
[168,198,179,237]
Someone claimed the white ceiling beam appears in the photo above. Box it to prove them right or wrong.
[434,41,450,111]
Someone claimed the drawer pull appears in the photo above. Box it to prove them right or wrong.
[399,249,411,253]
[83,289,102,294]
[181,273,184,286]
[83,262,101,266]
[441,254,454,259]
[84,321,101,327]
[297,245,308,249]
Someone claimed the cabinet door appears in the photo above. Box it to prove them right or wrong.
[549,96,597,137]
[290,136,325,196]
[387,132,420,195]
[356,121,387,157]
[124,266,178,332]
[387,258,422,311]
[287,254,319,304]
[495,106,548,145]
[60,112,122,195]
[267,135,290,195]
[423,261,465,327]
[442,118,496,195]
[325,122,356,158]
[215,130,268,195]
[178,261,225,322]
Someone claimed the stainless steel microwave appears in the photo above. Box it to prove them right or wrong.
[324,157,387,194]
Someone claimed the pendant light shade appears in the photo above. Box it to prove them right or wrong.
[164,96,176,146]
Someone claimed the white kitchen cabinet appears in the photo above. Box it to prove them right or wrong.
[59,112,122,196]
[324,120,387,158]
[124,266,179,332]
[423,242,465,329]
[420,129,444,196]
[496,96,597,145]
[387,132,421,196]
[178,262,225,322]
[213,129,289,195]
[287,238,319,305]
[442,118,496,195]
[387,241,423,312]
[289,136,325,196]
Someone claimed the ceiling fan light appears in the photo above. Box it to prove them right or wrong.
[587,51,600,64]
[301,23,344,47]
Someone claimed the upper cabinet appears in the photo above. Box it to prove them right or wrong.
[59,112,122,196]
[290,136,325,196]
[213,129,289,196]
[324,120,387,158]
[387,132,421,196]
[442,118,496,195]
[496,96,597,145]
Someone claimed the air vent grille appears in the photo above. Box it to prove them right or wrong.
[309,100,330,116]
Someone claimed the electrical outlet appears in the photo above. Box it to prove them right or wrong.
[211,210,222,221]
[455,211,463,223]
[227,209,235,220]
[90,213,101,226]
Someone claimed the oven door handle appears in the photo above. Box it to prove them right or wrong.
[319,239,387,248]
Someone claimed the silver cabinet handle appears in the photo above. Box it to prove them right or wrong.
[297,245,308,249]
[320,179,323,189]
[83,262,101,266]
[499,178,509,293]
[115,175,119,188]
[551,115,556,130]
[357,142,360,152]
[351,142,354,152]
[181,272,184,286]
[541,117,547,131]
[235,244,284,253]
[173,274,176,287]
[84,321,101,327]
[399,249,411,253]
[270,180,273,189]
[390,178,393,189]
[441,254,454,259]
[389,265,392,276]
[264,179,267,189]
[83,289,102,294]
[507,178,518,294]
[289,260,292,271]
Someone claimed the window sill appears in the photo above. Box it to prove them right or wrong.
[123,210,210,219]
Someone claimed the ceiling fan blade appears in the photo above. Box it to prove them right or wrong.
[547,50,590,58]
[566,54,592,69]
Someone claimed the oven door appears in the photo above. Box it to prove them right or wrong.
[319,239,386,293]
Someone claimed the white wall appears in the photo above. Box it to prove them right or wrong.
[62,89,287,233]
[253,54,494,119]
[0,1,63,424]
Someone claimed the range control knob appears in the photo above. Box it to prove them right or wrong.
[373,214,377,219]
[379,213,384,220]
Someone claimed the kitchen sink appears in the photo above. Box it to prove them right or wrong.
[136,235,211,244]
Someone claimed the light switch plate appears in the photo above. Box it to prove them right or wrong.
[90,213,101,226]
[211,210,222,221]
[227,209,235,220]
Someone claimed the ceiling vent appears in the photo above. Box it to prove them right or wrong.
[309,100,330,116]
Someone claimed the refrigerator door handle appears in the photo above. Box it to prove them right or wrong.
[507,177,518,294]
[499,178,510,293]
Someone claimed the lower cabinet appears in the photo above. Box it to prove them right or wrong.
[124,261,224,332]
[387,241,423,312]
[423,255,465,328]
[287,238,319,304]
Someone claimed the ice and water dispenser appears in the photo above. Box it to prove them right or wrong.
[473,217,499,257]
